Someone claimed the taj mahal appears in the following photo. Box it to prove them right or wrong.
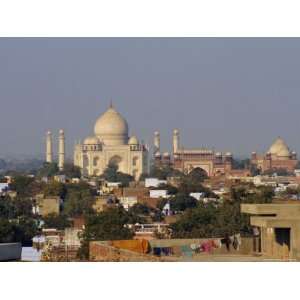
[45,103,148,180]
[73,104,148,179]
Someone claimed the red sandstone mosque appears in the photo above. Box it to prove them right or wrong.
[153,129,242,177]
[153,131,298,177]
[251,137,298,173]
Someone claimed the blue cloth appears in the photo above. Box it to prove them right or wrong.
[180,245,193,257]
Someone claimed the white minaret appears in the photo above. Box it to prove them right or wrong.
[46,131,53,163]
[154,131,160,154]
[173,129,180,154]
[58,129,65,171]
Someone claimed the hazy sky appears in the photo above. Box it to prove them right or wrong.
[1,38,300,159]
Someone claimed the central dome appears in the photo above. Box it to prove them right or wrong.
[94,105,129,146]
[268,137,291,158]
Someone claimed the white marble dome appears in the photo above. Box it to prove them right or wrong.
[128,135,139,145]
[84,136,100,145]
[94,105,129,146]
[268,137,290,157]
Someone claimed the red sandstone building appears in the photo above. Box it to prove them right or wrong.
[153,129,241,177]
[251,137,298,174]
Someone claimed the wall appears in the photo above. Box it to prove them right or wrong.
[0,243,22,261]
[38,197,60,216]
[149,237,253,256]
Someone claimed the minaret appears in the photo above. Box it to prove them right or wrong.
[58,129,65,171]
[173,129,180,154]
[154,131,160,154]
[46,131,53,163]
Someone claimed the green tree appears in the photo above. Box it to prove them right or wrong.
[101,163,134,187]
[43,181,66,198]
[37,162,59,178]
[59,163,81,178]
[0,218,15,243]
[10,175,35,196]
[0,196,39,245]
[187,167,208,182]
[159,193,197,212]
[64,188,95,217]
[148,165,183,180]
[77,207,134,259]
[43,213,72,230]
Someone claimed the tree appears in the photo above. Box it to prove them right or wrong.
[157,183,178,195]
[43,213,72,230]
[101,163,134,187]
[10,175,35,196]
[0,218,15,243]
[159,193,197,212]
[59,163,81,178]
[64,188,95,217]
[187,168,208,182]
[37,162,59,178]
[0,196,39,245]
[77,207,134,259]
[12,197,35,217]
[170,201,243,239]
[43,181,66,198]
[148,165,183,180]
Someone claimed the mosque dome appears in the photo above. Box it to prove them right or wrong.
[94,104,129,146]
[163,152,170,157]
[268,137,291,157]
[154,151,161,157]
[84,136,100,145]
[128,135,139,145]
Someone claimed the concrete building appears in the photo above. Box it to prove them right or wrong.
[36,196,60,216]
[74,103,148,180]
[241,203,300,260]
[145,178,167,188]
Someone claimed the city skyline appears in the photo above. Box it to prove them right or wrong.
[1,38,300,158]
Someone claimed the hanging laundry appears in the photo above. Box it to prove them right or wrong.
[153,247,162,256]
[172,246,182,256]
[161,247,172,256]
[190,243,198,251]
[213,239,222,248]
[181,245,193,257]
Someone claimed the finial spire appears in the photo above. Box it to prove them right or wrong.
[109,98,113,108]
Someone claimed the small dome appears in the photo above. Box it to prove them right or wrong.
[173,129,179,135]
[163,152,170,157]
[84,136,100,145]
[226,152,232,156]
[128,135,139,145]
[215,152,222,156]
[268,137,291,157]
[94,104,128,146]
[155,152,161,157]
[154,131,160,136]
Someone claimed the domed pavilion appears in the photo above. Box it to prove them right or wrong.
[74,103,148,179]
[251,137,298,173]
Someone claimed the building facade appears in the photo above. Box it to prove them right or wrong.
[153,129,234,177]
[74,104,148,180]
[251,137,298,173]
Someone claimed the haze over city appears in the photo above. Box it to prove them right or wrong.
[1,38,300,158]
